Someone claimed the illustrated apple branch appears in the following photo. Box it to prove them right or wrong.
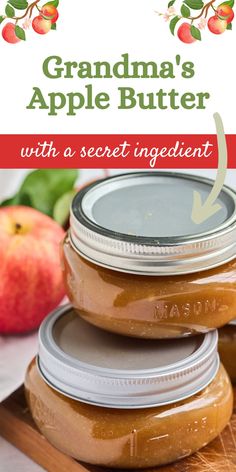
[0,0,59,43]
[157,0,234,43]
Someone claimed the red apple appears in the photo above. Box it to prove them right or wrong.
[217,4,234,24]
[177,23,197,44]
[41,4,59,24]
[32,15,52,34]
[208,15,227,34]
[2,23,21,44]
[0,206,65,334]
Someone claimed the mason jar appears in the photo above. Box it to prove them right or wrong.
[219,320,236,382]
[25,305,233,469]
[62,172,236,338]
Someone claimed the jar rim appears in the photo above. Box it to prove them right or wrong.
[229,319,236,326]
[38,304,220,409]
[70,172,236,275]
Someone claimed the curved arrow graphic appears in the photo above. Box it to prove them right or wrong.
[191,112,228,225]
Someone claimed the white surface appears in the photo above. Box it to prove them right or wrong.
[0,332,38,402]
[0,437,44,472]
[0,0,235,134]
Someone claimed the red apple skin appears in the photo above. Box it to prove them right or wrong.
[41,4,59,24]
[32,16,52,34]
[208,16,227,34]
[217,4,234,24]
[2,23,21,44]
[0,206,65,334]
[177,23,197,44]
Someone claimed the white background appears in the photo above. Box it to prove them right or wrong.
[0,0,235,134]
[0,0,235,470]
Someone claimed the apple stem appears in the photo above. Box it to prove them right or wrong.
[15,223,22,234]
[12,0,40,21]
[188,0,216,21]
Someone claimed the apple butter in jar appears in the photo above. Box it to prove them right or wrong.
[62,172,236,338]
[219,320,236,382]
[25,305,233,469]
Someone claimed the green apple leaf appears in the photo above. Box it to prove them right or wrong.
[0,170,79,221]
[0,15,5,23]
[45,0,59,7]
[168,0,176,7]
[15,25,26,40]
[190,24,201,40]
[8,0,28,9]
[53,189,77,227]
[181,4,191,17]
[19,170,79,216]
[221,0,234,7]
[227,22,233,28]
[169,15,180,35]
[5,4,15,17]
[51,22,57,30]
[184,0,204,10]
[0,192,33,207]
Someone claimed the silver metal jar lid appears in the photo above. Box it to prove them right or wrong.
[38,305,219,409]
[229,319,236,326]
[70,172,236,275]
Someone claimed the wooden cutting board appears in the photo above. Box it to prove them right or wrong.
[0,386,236,472]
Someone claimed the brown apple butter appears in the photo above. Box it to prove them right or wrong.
[25,306,233,469]
[219,322,236,383]
[62,172,236,338]
[63,241,236,338]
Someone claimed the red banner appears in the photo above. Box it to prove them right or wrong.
[0,134,235,169]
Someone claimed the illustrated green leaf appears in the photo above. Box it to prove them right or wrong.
[190,24,202,40]
[184,0,204,10]
[15,24,25,40]
[51,22,57,30]
[181,4,191,17]
[0,15,5,23]
[45,0,59,7]
[8,0,28,10]
[53,189,77,227]
[221,0,234,7]
[169,15,180,35]
[168,0,176,7]
[227,22,233,29]
[5,4,15,17]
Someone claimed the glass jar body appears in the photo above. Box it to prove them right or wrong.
[219,324,236,383]
[62,237,236,338]
[25,360,232,469]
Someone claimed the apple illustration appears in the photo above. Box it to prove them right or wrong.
[2,23,21,44]
[0,206,65,334]
[41,4,59,24]
[217,4,234,24]
[32,16,52,34]
[208,16,227,34]
[177,23,197,44]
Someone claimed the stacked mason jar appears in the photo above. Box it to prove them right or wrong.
[25,172,236,468]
